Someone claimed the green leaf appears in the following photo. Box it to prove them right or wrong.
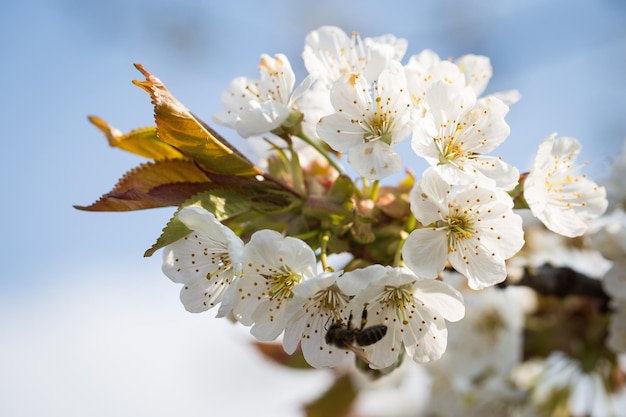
[327,175,356,202]
[143,208,191,257]
[74,159,212,211]
[132,64,260,177]
[88,115,184,160]
[189,189,253,221]
[143,189,253,257]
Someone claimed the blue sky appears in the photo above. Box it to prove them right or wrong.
[1,0,625,415]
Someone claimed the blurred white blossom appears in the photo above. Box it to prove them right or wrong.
[524,134,608,237]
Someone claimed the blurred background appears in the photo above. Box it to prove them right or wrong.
[1,0,625,416]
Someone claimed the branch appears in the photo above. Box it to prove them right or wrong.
[513,265,611,310]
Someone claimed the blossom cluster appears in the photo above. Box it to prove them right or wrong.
[159,26,608,373]
[80,24,625,417]
[163,205,465,369]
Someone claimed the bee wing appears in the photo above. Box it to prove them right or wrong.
[344,344,371,364]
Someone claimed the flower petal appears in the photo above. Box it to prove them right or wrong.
[317,113,366,153]
[402,228,448,279]
[413,279,465,322]
[348,141,403,180]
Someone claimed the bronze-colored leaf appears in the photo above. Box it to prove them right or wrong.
[74,159,211,211]
[132,64,261,177]
[88,115,184,160]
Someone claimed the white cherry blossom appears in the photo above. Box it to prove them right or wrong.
[348,266,465,369]
[404,49,519,109]
[412,81,519,190]
[402,168,525,289]
[428,373,527,417]
[587,208,626,261]
[607,299,626,353]
[603,258,626,301]
[404,49,465,108]
[162,206,244,315]
[524,133,608,238]
[303,25,407,90]
[454,53,493,97]
[530,352,617,417]
[433,276,529,381]
[212,53,313,138]
[232,230,317,341]
[316,61,413,180]
[282,271,353,368]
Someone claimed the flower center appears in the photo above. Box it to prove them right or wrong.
[437,123,468,166]
[312,284,350,320]
[207,253,235,280]
[365,96,394,145]
[263,265,302,300]
[444,205,475,252]
[377,283,415,325]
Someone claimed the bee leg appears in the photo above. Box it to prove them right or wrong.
[360,305,368,331]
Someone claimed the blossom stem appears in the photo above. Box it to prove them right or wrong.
[369,180,380,201]
[393,230,409,268]
[393,213,415,267]
[287,139,306,194]
[295,131,344,173]
[319,230,331,271]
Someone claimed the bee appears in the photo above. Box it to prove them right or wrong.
[325,306,388,365]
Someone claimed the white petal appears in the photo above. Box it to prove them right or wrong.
[317,113,366,153]
[603,261,626,299]
[300,315,350,368]
[235,100,290,138]
[426,82,476,129]
[458,95,510,154]
[402,229,448,278]
[329,72,373,120]
[337,265,390,296]
[468,155,519,191]
[409,168,450,224]
[244,230,317,278]
[492,89,521,105]
[569,373,593,417]
[449,241,508,289]
[178,276,231,313]
[363,312,403,369]
[249,301,290,341]
[348,141,403,180]
[282,313,305,355]
[258,53,295,104]
[177,207,225,238]
[303,26,352,87]
[455,54,492,97]
[411,113,440,164]
[477,210,525,260]
[413,279,465,322]
[403,306,448,363]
